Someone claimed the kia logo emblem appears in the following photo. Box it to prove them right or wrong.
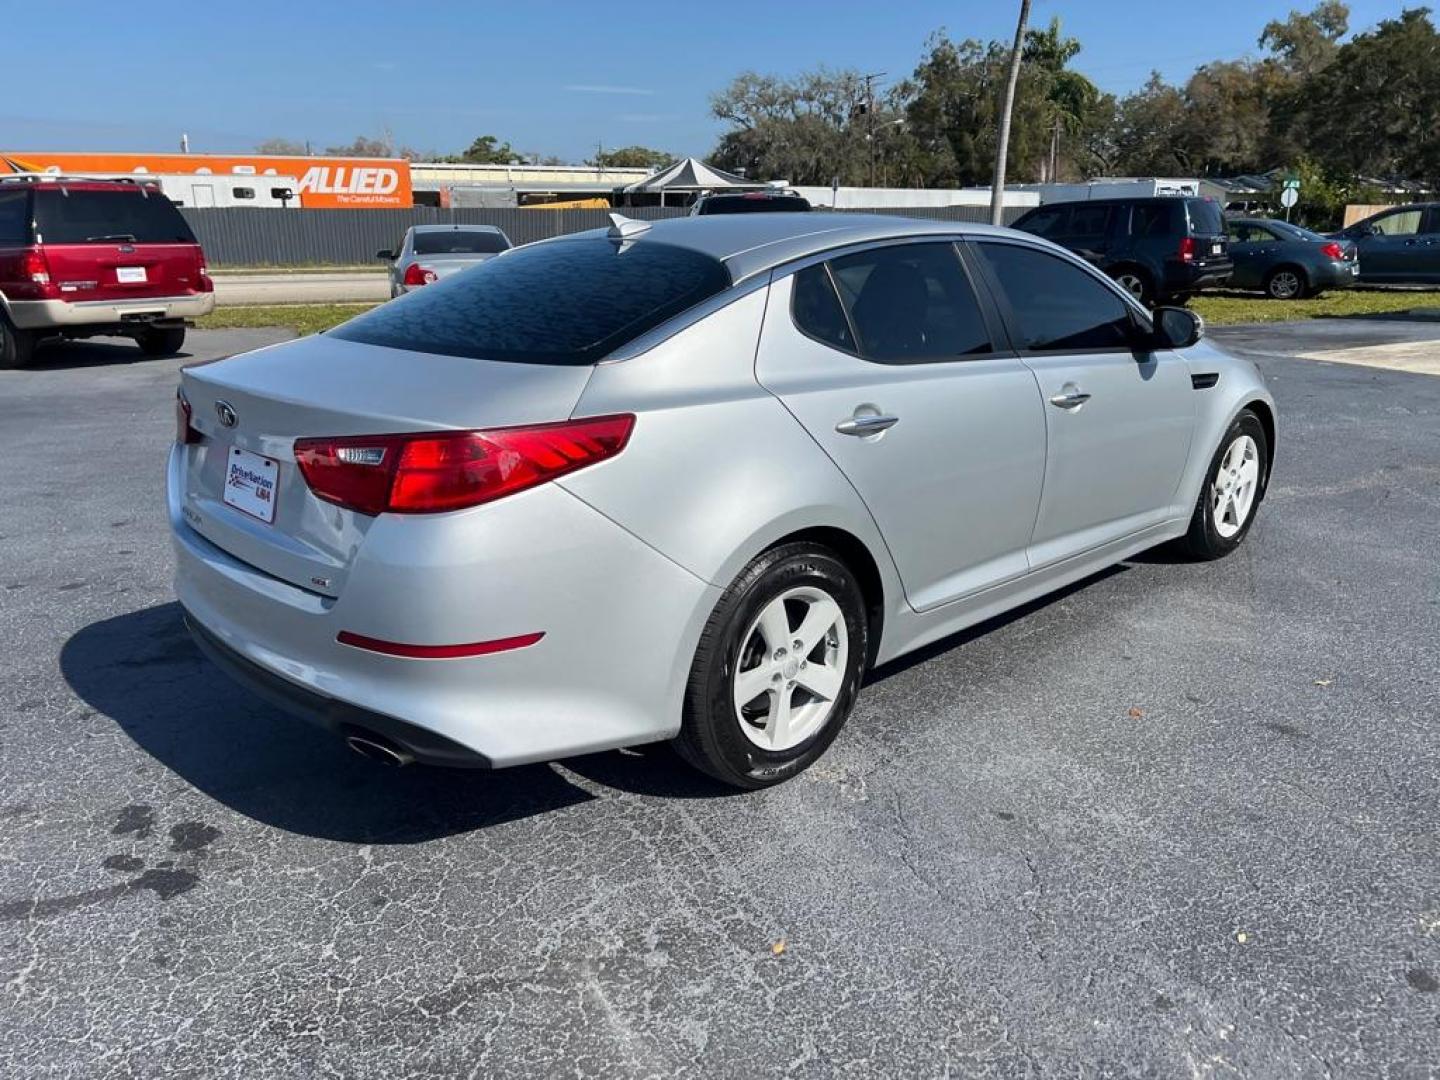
[214,400,238,428]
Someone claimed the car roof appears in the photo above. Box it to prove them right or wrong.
[409,223,506,234]
[559,212,1022,282]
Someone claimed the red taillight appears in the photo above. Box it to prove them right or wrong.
[293,414,635,516]
[403,262,437,287]
[1320,242,1344,260]
[1178,237,1196,263]
[175,390,202,444]
[19,247,50,284]
[196,252,214,293]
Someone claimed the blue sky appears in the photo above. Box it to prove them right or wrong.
[6,0,1411,161]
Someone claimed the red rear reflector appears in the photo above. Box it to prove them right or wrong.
[1178,237,1196,263]
[403,262,437,286]
[175,390,202,444]
[1320,241,1344,260]
[294,414,635,515]
[336,630,544,659]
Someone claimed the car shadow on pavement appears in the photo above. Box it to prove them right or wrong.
[22,339,189,371]
[61,603,730,844]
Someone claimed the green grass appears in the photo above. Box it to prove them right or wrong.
[1192,288,1440,325]
[197,288,1440,340]
[197,303,377,336]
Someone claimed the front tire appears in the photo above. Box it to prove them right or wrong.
[0,317,36,370]
[1181,410,1269,560]
[675,543,868,789]
[137,326,186,356]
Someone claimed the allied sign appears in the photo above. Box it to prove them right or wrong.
[0,152,413,208]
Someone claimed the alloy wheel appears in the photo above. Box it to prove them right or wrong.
[732,586,849,752]
[1269,271,1302,299]
[1212,434,1261,539]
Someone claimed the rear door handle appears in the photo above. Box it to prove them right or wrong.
[1048,389,1092,409]
[835,414,900,436]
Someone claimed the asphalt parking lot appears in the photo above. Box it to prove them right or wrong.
[2,323,1437,1077]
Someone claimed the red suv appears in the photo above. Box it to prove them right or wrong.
[0,176,215,368]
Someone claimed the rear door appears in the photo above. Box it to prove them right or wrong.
[33,187,205,301]
[756,240,1046,612]
[968,239,1195,568]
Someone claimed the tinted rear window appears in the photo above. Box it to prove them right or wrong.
[33,187,196,244]
[333,238,731,365]
[700,195,811,214]
[1185,199,1225,236]
[412,229,509,255]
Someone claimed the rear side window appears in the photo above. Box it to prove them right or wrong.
[0,190,29,244]
[332,238,731,365]
[1129,202,1177,237]
[1015,206,1066,238]
[412,229,510,255]
[1185,198,1225,236]
[33,188,196,244]
[826,242,991,363]
[976,242,1134,352]
[791,264,855,353]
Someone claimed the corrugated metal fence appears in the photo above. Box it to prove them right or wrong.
[180,205,1022,267]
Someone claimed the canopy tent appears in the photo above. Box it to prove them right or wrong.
[617,157,767,206]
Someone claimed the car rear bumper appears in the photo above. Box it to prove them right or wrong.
[7,292,216,330]
[1162,259,1233,294]
[1310,260,1361,289]
[168,445,720,769]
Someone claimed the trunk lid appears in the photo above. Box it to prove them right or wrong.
[177,333,594,596]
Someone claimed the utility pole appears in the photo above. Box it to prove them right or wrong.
[991,0,1032,225]
[860,72,885,189]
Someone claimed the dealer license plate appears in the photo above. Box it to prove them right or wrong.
[223,447,279,524]
[116,266,147,284]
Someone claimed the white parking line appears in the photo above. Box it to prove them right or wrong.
[1295,340,1440,376]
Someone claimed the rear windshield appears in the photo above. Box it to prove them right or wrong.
[1185,198,1225,236]
[700,195,811,214]
[412,229,509,255]
[333,237,732,365]
[33,187,196,244]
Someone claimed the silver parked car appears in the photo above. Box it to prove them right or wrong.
[172,213,1275,788]
[377,224,511,297]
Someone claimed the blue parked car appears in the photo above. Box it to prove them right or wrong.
[1225,218,1359,299]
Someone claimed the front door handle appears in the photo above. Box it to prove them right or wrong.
[1049,389,1092,409]
[835,414,900,436]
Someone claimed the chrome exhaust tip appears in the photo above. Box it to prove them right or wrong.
[344,733,415,767]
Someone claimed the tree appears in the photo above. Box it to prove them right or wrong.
[992,0,1033,223]
[452,135,523,165]
[1107,74,1194,175]
[323,135,394,157]
[1261,1,1349,77]
[255,138,307,156]
[587,146,673,169]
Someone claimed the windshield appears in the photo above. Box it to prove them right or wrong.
[333,237,731,365]
[32,188,196,244]
[412,229,510,255]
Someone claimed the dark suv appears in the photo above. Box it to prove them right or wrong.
[1012,196,1232,305]
[689,191,811,215]
[0,176,213,368]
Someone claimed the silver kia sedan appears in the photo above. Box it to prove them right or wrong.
[377,224,511,297]
[171,213,1275,788]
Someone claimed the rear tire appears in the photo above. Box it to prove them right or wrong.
[0,317,36,370]
[137,326,186,356]
[1181,410,1269,560]
[674,543,868,789]
[1110,267,1155,307]
[1264,266,1309,300]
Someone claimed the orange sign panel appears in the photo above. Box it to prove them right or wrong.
[0,152,413,209]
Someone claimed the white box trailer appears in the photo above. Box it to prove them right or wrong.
[1015,178,1201,204]
[16,168,304,208]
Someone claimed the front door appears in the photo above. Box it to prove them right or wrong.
[1226,221,1281,290]
[1355,206,1435,281]
[968,239,1196,569]
[756,241,1047,612]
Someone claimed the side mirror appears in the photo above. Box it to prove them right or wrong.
[1149,306,1204,350]
[376,249,395,261]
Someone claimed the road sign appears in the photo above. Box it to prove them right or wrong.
[1280,187,1299,209]
[1283,179,1300,190]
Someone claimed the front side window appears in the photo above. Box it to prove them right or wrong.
[1016,206,1066,238]
[1068,204,1112,240]
[976,242,1134,352]
[332,237,730,365]
[1371,209,1423,236]
[825,242,991,363]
